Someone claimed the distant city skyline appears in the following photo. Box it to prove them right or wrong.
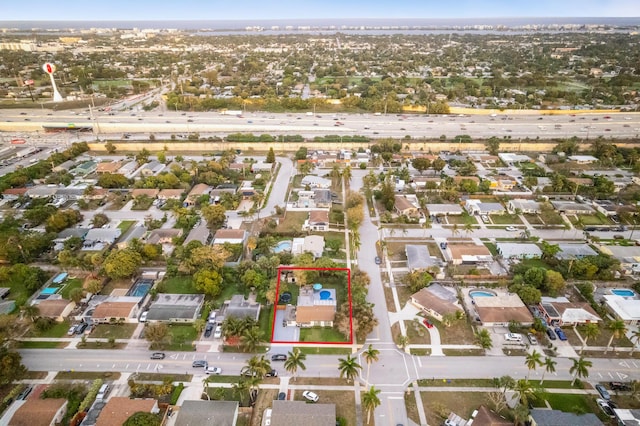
[2,0,640,21]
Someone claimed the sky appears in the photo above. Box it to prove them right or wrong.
[2,0,639,21]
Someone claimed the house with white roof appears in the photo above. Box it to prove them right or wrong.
[301,175,331,189]
[426,204,463,216]
[496,243,542,259]
[507,199,542,214]
[538,296,601,326]
[464,199,506,216]
[603,295,640,325]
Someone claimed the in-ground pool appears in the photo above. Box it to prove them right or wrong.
[610,288,638,298]
[470,290,496,298]
[273,240,292,253]
[319,290,332,300]
[127,279,154,298]
[40,287,59,295]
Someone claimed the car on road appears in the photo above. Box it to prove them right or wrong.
[609,381,631,391]
[271,354,287,361]
[423,319,434,329]
[546,328,557,340]
[505,226,518,231]
[302,391,319,402]
[150,352,165,360]
[205,367,223,375]
[192,360,208,368]
[554,327,568,341]
[504,333,523,342]
[596,398,615,418]
[204,323,213,338]
[375,256,382,265]
[596,384,611,400]
[277,392,286,400]
[266,369,278,377]
[527,333,538,345]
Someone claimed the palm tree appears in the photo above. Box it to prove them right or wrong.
[362,386,381,424]
[397,335,409,351]
[231,379,250,404]
[475,329,493,350]
[362,345,380,383]
[338,354,362,384]
[284,348,307,382]
[241,355,271,379]
[451,223,460,237]
[221,316,243,342]
[240,327,264,353]
[570,356,592,386]
[605,320,627,354]
[578,323,600,354]
[540,357,557,385]
[21,304,40,323]
[525,350,543,381]
[630,329,640,356]
[513,379,535,406]
[463,222,474,237]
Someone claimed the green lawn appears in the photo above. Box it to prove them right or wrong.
[298,346,352,355]
[117,220,137,233]
[519,258,551,269]
[160,276,197,294]
[575,214,609,226]
[258,306,274,340]
[446,213,478,225]
[55,371,121,380]
[546,393,595,414]
[166,324,198,351]
[17,341,67,349]
[59,278,83,299]
[275,211,307,233]
[490,213,522,225]
[524,214,544,225]
[91,323,137,339]
[27,320,72,338]
[299,327,349,343]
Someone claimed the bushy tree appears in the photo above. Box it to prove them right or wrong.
[103,249,143,279]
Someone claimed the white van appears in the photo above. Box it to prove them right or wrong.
[214,325,222,339]
[96,384,110,400]
[208,311,216,325]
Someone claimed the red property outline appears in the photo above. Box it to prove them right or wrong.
[271,266,353,345]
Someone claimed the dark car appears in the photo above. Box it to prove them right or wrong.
[596,384,611,400]
[609,381,631,391]
[266,369,278,377]
[192,360,208,368]
[204,323,213,338]
[423,319,434,329]
[375,256,382,265]
[17,386,32,400]
[150,352,165,360]
[554,327,567,341]
[277,392,286,400]
[75,322,88,335]
[546,328,557,340]
[271,354,287,361]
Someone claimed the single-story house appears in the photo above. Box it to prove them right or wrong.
[507,199,542,214]
[599,245,640,275]
[313,189,332,208]
[538,296,601,326]
[146,228,183,245]
[568,155,599,164]
[26,185,59,198]
[52,160,76,173]
[157,188,185,200]
[116,225,147,249]
[131,188,159,199]
[603,296,640,326]
[145,294,205,323]
[528,408,603,426]
[95,398,159,426]
[174,401,239,426]
[294,286,337,328]
[213,229,247,245]
[35,298,75,322]
[410,284,463,321]
[83,228,122,248]
[550,201,595,215]
[218,294,261,323]
[183,220,211,245]
[270,400,336,426]
[71,161,97,176]
[394,195,420,217]
[474,293,533,326]
[304,210,330,232]
[301,175,331,189]
[426,204,464,216]
[556,244,598,260]
[139,161,165,176]
[96,161,122,174]
[498,153,532,164]
[448,242,493,265]
[592,200,619,217]
[184,183,211,206]
[117,161,139,177]
[91,300,140,323]
[2,187,28,199]
[496,243,542,259]
[250,162,274,173]
[292,235,325,259]
[9,397,68,426]
[405,245,443,273]
[464,199,506,216]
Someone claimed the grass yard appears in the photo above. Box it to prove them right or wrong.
[58,278,83,299]
[17,341,67,349]
[90,323,137,339]
[571,323,633,348]
[77,341,126,349]
[422,391,490,426]
[539,209,564,225]
[293,389,356,426]
[167,324,198,351]
[405,319,431,345]
[258,306,274,339]
[27,320,72,338]
[489,214,522,225]
[134,373,192,382]
[383,286,397,313]
[434,318,476,345]
[416,378,494,387]
[299,327,349,343]
[545,393,596,414]
[100,278,133,296]
[297,346,352,355]
[55,371,121,380]
[276,211,307,233]
[446,213,478,225]
[159,276,197,294]
[385,241,408,262]
[442,348,485,356]
[117,220,137,233]
[519,258,551,269]
[524,214,544,225]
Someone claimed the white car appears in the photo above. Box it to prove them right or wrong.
[505,226,518,231]
[205,366,222,375]
[504,333,523,342]
[596,398,615,418]
[213,325,222,339]
[302,390,319,402]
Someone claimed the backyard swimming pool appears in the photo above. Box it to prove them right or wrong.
[40,287,59,296]
[610,288,638,298]
[127,279,153,298]
[470,290,497,298]
[273,240,292,253]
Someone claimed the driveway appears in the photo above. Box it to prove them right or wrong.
[272,309,299,342]
[389,303,444,356]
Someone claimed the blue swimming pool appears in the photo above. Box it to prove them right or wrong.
[470,290,496,298]
[40,287,59,295]
[273,240,292,253]
[319,290,332,300]
[611,289,637,298]
[127,279,153,298]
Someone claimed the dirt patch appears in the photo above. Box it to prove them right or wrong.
[250,389,278,426]
[436,318,477,345]
[422,391,491,425]
[293,377,350,386]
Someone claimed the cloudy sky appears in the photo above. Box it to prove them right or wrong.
[2,0,639,20]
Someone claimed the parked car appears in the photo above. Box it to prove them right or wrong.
[554,327,567,341]
[67,325,77,336]
[207,311,216,324]
[277,392,286,400]
[302,390,319,402]
[422,319,434,329]
[375,256,382,265]
[596,384,611,400]
[150,352,165,360]
[214,325,222,339]
[75,322,88,335]
[204,323,213,338]
[546,328,557,340]
[139,311,148,322]
[504,333,523,342]
[17,386,32,400]
[192,360,208,368]
[596,398,615,418]
[205,367,222,375]
[609,381,631,391]
[481,215,490,223]
[266,369,278,377]
[271,354,287,361]
[527,333,538,345]
[505,226,518,231]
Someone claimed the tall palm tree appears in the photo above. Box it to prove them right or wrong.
[284,348,307,382]
[605,320,627,354]
[221,316,243,341]
[475,329,493,350]
[241,355,271,379]
[362,386,381,425]
[630,329,640,356]
[397,335,409,351]
[540,357,557,385]
[21,304,40,323]
[338,354,362,384]
[463,222,474,237]
[513,379,535,407]
[362,345,380,383]
[451,223,460,238]
[580,323,600,354]
[232,379,250,404]
[240,327,264,353]
[525,350,543,381]
[570,356,592,386]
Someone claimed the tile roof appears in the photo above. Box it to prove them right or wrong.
[95,398,157,426]
[271,400,335,426]
[10,397,67,426]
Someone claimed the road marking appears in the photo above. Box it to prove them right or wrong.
[608,372,613,378]
[417,357,422,368]
[617,372,628,380]
[619,361,629,368]
[146,364,151,370]
[633,362,638,368]
[125,364,129,369]
[597,373,603,378]
[112,364,116,369]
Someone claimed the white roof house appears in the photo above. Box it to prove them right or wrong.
[557,244,598,260]
[603,295,640,325]
[507,199,541,214]
[498,153,531,164]
[568,155,599,164]
[464,199,506,215]
[292,235,325,259]
[426,204,464,216]
[496,243,542,259]
[301,175,331,189]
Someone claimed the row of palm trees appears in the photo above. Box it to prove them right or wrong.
[524,349,592,386]
[579,321,640,355]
